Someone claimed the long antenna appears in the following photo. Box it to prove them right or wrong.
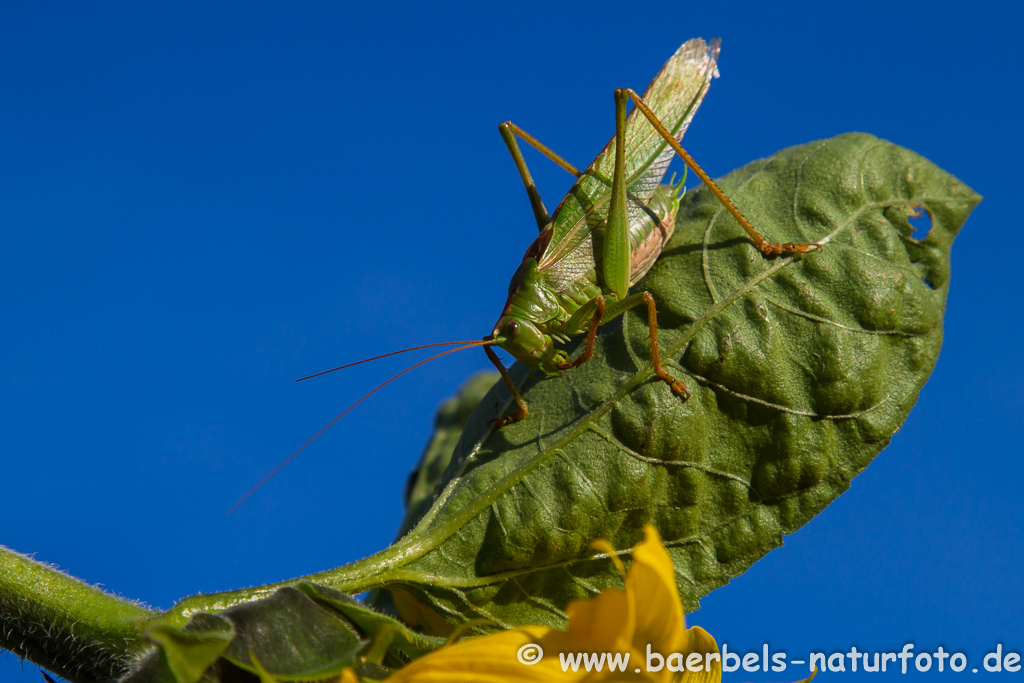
[296,339,484,382]
[228,339,497,514]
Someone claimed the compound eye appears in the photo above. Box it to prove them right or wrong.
[505,320,520,337]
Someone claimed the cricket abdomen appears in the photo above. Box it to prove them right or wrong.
[627,184,679,287]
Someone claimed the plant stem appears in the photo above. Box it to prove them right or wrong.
[1,546,156,683]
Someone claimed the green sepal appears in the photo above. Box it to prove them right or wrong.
[125,587,366,682]
[127,615,234,683]
[296,583,446,660]
[215,587,364,680]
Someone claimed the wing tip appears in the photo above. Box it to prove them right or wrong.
[669,37,722,76]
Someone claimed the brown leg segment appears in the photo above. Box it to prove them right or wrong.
[642,292,690,400]
[557,296,606,371]
[498,121,582,233]
[484,345,529,427]
[618,88,822,258]
[499,121,582,177]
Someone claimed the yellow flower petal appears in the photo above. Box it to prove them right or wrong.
[338,668,361,683]
[673,625,721,683]
[386,626,570,682]
[566,586,633,652]
[626,525,685,655]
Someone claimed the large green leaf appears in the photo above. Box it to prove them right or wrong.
[349,132,978,629]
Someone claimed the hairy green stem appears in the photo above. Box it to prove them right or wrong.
[1,546,155,683]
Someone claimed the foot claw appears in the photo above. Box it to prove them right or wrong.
[671,381,691,400]
[488,410,527,429]
[761,241,823,256]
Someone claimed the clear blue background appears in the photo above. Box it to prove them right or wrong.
[2,2,1019,681]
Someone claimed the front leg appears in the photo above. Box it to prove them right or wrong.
[557,296,606,371]
[484,345,529,427]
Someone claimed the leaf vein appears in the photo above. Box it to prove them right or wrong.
[512,578,569,619]
[762,294,919,336]
[587,424,753,490]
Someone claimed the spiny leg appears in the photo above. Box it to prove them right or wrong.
[484,344,529,427]
[641,292,690,400]
[588,291,691,400]
[557,295,606,371]
[498,121,582,232]
[615,88,822,257]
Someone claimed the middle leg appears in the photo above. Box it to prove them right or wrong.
[594,291,691,400]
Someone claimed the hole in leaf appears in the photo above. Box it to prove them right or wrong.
[907,206,932,240]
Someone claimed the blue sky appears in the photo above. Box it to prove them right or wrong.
[1,2,1020,681]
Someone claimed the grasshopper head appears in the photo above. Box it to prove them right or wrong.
[492,316,567,376]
